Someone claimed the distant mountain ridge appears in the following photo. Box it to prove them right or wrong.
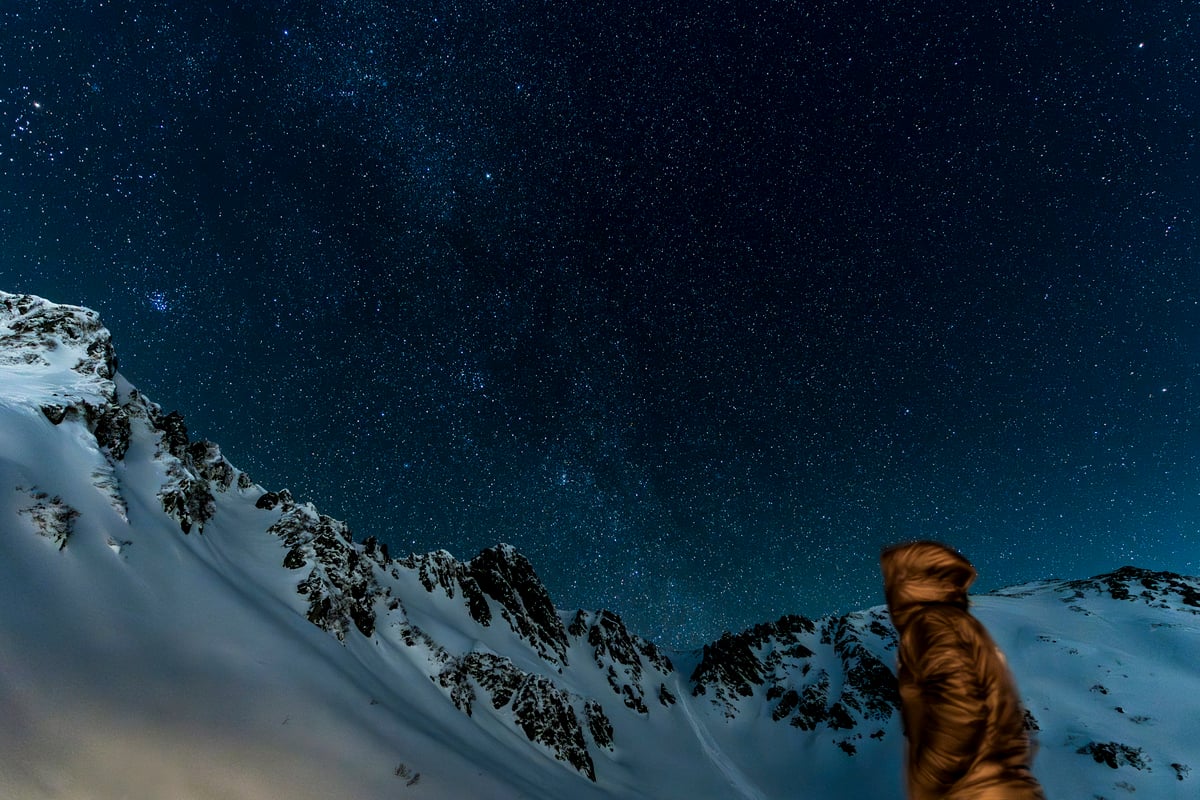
[2,290,1198,799]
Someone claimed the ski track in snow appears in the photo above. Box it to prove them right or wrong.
[679,696,769,800]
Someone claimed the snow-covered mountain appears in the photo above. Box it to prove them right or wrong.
[2,290,1197,799]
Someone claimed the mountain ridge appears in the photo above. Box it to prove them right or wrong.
[2,290,1198,799]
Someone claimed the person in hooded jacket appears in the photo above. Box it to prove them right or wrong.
[880,541,1046,800]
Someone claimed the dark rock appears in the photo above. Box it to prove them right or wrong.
[187,440,236,490]
[468,545,569,664]
[283,547,307,570]
[1,293,116,381]
[691,610,898,733]
[783,675,831,730]
[92,404,132,460]
[18,490,79,550]
[570,608,673,714]
[691,614,816,701]
[156,410,190,460]
[398,550,492,626]
[819,613,899,724]
[362,536,390,566]
[1077,741,1150,771]
[158,460,215,534]
[256,491,281,510]
[1062,567,1200,611]
[269,506,380,640]
[437,653,597,781]
[585,700,614,750]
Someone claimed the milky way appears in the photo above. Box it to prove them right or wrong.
[2,1,1198,647]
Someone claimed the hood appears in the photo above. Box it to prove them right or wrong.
[880,541,977,631]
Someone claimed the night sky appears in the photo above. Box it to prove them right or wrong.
[3,1,1198,648]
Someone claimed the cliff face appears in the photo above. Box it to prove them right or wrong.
[2,290,1198,800]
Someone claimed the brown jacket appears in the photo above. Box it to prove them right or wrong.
[881,542,1045,800]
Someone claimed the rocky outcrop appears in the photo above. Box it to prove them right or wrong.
[1,292,248,535]
[269,504,382,639]
[1061,566,1200,611]
[691,615,816,706]
[1,295,125,489]
[1077,741,1151,771]
[808,611,899,746]
[690,610,898,742]
[255,489,293,510]
[398,545,572,665]
[146,410,216,534]
[467,544,571,665]
[396,549,493,626]
[132,391,246,534]
[436,652,600,781]
[0,292,116,387]
[16,488,79,550]
[569,608,673,714]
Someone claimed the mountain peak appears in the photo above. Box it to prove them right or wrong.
[467,543,571,664]
[2,291,1199,799]
[0,291,117,410]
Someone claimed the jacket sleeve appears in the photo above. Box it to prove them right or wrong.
[905,609,988,794]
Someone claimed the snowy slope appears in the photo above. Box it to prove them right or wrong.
[1,290,1198,799]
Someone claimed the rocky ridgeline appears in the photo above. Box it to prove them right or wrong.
[0,292,116,393]
[689,610,898,752]
[2,292,249,540]
[464,543,571,665]
[0,291,909,781]
[568,608,676,713]
[435,650,607,780]
[397,548,493,625]
[390,546,675,779]
[1060,566,1200,612]
[264,492,387,639]
[10,291,1199,789]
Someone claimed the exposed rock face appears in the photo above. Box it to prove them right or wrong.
[269,504,382,639]
[812,611,900,739]
[147,408,225,535]
[691,610,898,743]
[436,652,600,781]
[585,700,615,750]
[386,549,684,778]
[1077,741,1150,771]
[2,294,123,455]
[17,488,79,549]
[397,544,573,665]
[1062,566,1200,611]
[467,544,571,665]
[692,615,817,704]
[0,292,116,387]
[397,549,493,627]
[569,608,673,714]
[255,489,293,510]
[0,292,245,536]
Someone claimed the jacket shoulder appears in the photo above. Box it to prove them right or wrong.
[902,604,980,654]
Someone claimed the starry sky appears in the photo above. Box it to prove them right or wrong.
[2,1,1198,648]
